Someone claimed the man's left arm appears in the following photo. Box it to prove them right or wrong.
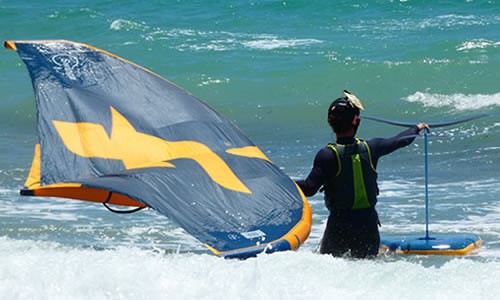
[369,123,430,158]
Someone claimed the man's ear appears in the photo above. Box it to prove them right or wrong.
[352,115,361,126]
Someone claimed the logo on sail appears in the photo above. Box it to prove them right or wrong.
[52,54,79,80]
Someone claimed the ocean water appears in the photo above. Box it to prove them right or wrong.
[1,0,499,299]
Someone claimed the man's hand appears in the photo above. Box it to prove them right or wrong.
[417,123,431,132]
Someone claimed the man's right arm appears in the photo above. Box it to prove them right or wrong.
[296,148,337,197]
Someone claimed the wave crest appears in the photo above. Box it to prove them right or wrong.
[405,92,500,110]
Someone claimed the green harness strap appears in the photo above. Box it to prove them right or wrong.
[351,153,371,209]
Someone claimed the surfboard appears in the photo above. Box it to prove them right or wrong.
[380,233,481,256]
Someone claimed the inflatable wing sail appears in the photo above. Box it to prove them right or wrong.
[5,40,311,259]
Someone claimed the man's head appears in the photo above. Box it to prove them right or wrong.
[327,90,364,134]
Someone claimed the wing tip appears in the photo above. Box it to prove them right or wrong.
[4,41,17,50]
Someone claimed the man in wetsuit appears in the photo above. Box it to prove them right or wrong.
[296,90,430,258]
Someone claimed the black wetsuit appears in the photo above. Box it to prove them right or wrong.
[297,125,421,258]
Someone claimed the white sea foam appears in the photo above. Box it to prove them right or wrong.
[328,13,497,39]
[141,27,322,52]
[183,35,322,52]
[378,179,417,198]
[457,39,500,52]
[0,237,498,300]
[241,37,322,50]
[110,19,149,31]
[0,197,91,222]
[197,74,230,86]
[418,14,490,29]
[404,92,500,111]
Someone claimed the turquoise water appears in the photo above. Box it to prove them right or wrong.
[1,1,500,299]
